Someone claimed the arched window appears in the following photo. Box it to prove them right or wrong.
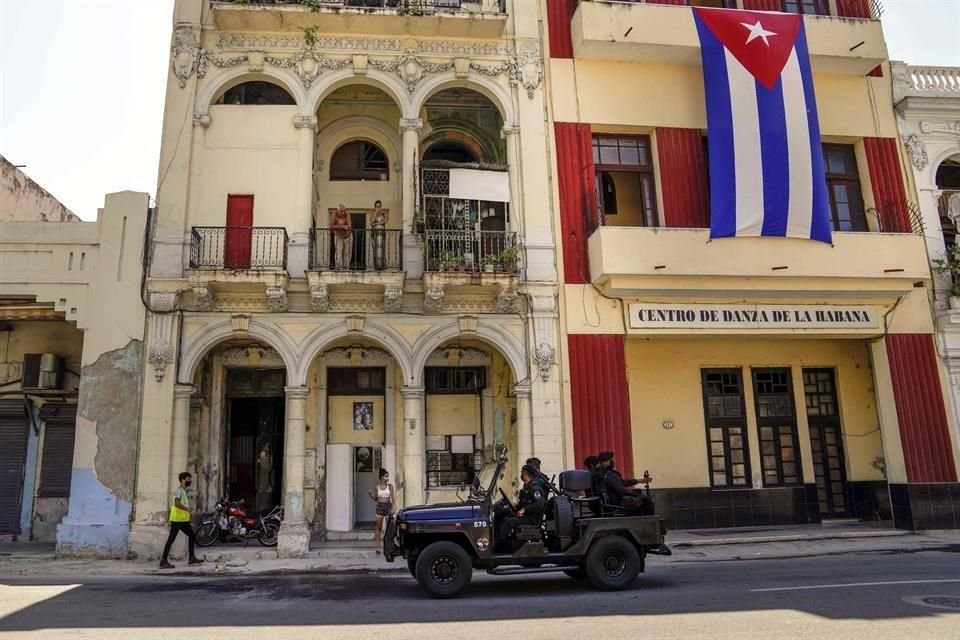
[330,141,389,181]
[216,81,295,106]
[422,141,478,164]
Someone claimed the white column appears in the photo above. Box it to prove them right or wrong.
[401,386,425,507]
[400,118,423,278]
[503,125,523,234]
[279,385,310,558]
[170,385,194,491]
[514,384,533,467]
[289,116,317,278]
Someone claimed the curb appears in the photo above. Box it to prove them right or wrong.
[670,530,909,548]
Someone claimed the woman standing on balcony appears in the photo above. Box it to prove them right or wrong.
[372,200,387,271]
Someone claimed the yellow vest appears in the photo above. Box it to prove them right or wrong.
[169,487,191,522]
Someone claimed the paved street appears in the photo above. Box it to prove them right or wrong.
[1,549,958,639]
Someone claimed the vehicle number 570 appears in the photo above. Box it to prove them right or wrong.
[474,521,488,528]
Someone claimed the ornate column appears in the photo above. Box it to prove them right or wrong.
[503,125,523,234]
[401,386,425,507]
[279,385,310,557]
[513,384,533,468]
[170,385,195,491]
[290,115,317,279]
[400,118,423,278]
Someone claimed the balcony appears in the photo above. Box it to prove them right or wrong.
[188,226,290,312]
[422,229,520,313]
[306,228,406,312]
[210,0,508,39]
[893,63,960,111]
[587,226,930,302]
[570,1,887,75]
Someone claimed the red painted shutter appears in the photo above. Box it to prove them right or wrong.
[569,334,634,479]
[836,0,873,18]
[863,138,911,233]
[867,65,883,78]
[742,0,783,11]
[886,334,958,483]
[555,122,596,284]
[656,127,710,228]
[225,194,254,269]
[547,0,575,59]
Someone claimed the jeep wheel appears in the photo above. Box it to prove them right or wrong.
[407,555,418,578]
[584,536,641,591]
[414,541,473,599]
[563,567,586,579]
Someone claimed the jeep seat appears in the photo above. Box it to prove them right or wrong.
[559,470,592,494]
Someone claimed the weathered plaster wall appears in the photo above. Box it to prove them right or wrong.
[0,155,80,222]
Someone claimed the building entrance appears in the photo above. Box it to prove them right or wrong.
[803,369,849,518]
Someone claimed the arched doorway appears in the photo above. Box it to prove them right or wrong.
[937,155,960,250]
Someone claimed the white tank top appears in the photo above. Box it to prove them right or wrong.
[377,485,391,499]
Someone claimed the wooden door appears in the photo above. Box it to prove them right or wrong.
[225,195,254,270]
[803,369,849,517]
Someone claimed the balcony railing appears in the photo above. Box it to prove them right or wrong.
[577,0,881,20]
[424,230,519,274]
[309,228,403,272]
[189,226,289,270]
[242,0,505,13]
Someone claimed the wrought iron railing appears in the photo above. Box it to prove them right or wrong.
[309,228,403,272]
[864,201,925,235]
[419,166,511,236]
[189,226,289,270]
[240,0,506,13]
[424,229,519,274]
[578,0,882,19]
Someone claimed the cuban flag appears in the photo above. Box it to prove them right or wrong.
[693,7,832,243]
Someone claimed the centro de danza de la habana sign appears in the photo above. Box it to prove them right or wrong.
[629,304,878,330]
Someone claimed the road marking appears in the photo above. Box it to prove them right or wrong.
[751,579,960,592]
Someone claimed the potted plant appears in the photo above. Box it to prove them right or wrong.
[498,245,519,273]
[414,209,425,235]
[439,251,458,272]
[482,254,500,273]
[932,243,960,310]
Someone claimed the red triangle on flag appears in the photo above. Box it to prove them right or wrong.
[693,7,803,90]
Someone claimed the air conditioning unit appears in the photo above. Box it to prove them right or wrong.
[22,354,65,391]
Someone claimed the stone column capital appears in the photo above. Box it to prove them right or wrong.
[284,385,310,399]
[512,384,533,399]
[173,384,195,399]
[293,115,318,131]
[400,385,425,400]
[399,118,423,133]
[502,124,520,138]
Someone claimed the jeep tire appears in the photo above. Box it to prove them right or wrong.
[414,541,473,599]
[584,536,641,591]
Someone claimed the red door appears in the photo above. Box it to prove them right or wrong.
[225,195,254,270]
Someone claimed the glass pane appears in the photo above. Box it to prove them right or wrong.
[710,427,723,441]
[733,477,747,485]
[730,435,743,449]
[732,464,746,477]
[783,462,796,476]
[713,472,728,486]
[781,448,795,462]
[731,449,744,463]
[712,458,727,472]
[600,146,620,165]
[711,442,725,456]
[618,145,640,166]
[763,455,776,469]
[780,434,795,447]
[761,427,773,440]
[762,441,776,455]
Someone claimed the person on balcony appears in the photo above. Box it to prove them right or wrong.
[331,204,352,270]
[372,200,387,271]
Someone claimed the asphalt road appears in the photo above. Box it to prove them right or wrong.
[1,550,958,640]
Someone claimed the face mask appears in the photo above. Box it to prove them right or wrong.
[185,480,192,487]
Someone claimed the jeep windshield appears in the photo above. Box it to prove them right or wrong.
[468,457,504,502]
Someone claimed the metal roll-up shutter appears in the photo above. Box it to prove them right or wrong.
[0,400,29,535]
[38,404,77,498]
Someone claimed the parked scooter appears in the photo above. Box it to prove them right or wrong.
[196,499,282,547]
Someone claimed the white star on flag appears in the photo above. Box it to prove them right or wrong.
[741,20,777,46]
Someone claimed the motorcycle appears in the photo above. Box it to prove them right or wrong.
[195,499,283,547]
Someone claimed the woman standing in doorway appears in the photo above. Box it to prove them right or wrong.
[368,468,395,555]
[371,200,387,270]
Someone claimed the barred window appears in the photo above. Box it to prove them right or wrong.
[701,369,750,487]
[752,368,803,486]
[426,435,483,489]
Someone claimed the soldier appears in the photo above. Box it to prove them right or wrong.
[583,455,600,497]
[496,465,547,547]
[598,451,655,515]
[525,457,550,496]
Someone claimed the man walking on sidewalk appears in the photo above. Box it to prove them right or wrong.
[160,472,203,569]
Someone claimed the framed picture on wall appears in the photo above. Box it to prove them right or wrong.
[355,446,373,473]
[353,401,374,431]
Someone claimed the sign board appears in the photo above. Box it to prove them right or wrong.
[628,304,879,330]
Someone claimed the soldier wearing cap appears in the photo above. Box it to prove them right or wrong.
[525,457,550,496]
[583,455,601,497]
[496,464,547,548]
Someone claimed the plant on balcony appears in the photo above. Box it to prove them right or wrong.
[439,251,459,272]
[414,209,425,234]
[931,243,960,309]
[498,245,519,273]
[482,254,500,273]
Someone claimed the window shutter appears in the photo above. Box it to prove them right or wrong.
[656,127,710,228]
[38,406,77,498]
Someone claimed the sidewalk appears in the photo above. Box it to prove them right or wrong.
[1,524,957,579]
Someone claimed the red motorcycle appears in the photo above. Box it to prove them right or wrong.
[195,499,282,547]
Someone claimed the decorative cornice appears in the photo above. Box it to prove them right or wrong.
[920,120,960,136]
[215,33,512,58]
[293,115,319,130]
[399,117,423,132]
[264,50,349,89]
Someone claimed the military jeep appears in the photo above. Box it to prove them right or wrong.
[383,453,666,598]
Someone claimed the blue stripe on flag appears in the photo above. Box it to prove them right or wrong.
[695,14,737,239]
[756,76,790,237]
[793,25,832,244]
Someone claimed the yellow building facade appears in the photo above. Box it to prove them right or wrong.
[131,0,565,558]
[544,0,960,531]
